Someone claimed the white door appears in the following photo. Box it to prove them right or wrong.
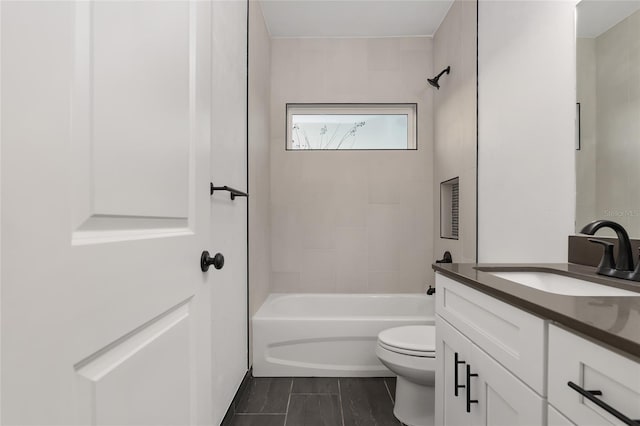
[2,1,215,424]
[209,2,249,422]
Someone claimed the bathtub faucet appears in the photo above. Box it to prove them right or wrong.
[426,285,436,295]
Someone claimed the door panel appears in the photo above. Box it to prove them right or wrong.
[1,1,213,424]
[72,1,195,238]
[76,303,191,426]
[91,2,191,219]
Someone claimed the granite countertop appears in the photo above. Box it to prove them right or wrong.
[432,263,640,360]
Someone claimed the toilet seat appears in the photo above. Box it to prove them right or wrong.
[377,325,435,358]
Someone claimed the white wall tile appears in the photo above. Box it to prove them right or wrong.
[271,271,300,293]
[367,270,401,293]
[432,0,478,264]
[299,249,337,292]
[270,37,433,293]
[366,203,411,272]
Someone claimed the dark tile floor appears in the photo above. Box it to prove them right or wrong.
[226,377,405,426]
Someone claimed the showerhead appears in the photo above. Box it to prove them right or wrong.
[428,66,451,90]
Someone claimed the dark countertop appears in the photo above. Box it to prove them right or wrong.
[432,263,640,360]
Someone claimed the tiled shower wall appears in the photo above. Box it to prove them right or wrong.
[432,0,478,263]
[270,37,434,293]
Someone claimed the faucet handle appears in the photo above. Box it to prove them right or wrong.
[588,238,616,272]
[627,248,640,282]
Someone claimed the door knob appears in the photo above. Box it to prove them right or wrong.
[201,251,224,271]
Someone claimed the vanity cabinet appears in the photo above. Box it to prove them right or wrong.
[435,273,546,425]
[548,324,640,425]
[435,271,640,426]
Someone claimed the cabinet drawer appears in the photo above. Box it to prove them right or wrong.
[435,273,546,394]
[548,324,640,425]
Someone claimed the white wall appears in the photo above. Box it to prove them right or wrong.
[248,0,271,356]
[478,0,576,262]
[433,0,477,264]
[270,37,435,293]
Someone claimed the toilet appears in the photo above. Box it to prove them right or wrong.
[376,325,436,426]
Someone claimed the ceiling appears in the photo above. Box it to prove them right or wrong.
[259,0,454,38]
[577,0,640,38]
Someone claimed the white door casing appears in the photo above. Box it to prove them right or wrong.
[1,1,214,424]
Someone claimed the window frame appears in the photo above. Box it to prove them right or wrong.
[285,103,418,151]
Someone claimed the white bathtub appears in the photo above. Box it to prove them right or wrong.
[252,293,434,377]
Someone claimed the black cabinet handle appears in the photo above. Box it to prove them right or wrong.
[567,381,640,426]
[454,352,466,397]
[201,251,224,272]
[466,364,478,413]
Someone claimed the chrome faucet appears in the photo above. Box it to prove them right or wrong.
[580,220,640,282]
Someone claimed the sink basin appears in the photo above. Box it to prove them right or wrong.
[489,271,639,296]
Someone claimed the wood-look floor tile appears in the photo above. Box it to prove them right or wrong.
[292,377,339,394]
[285,394,342,426]
[230,414,286,426]
[236,377,292,414]
[340,378,401,426]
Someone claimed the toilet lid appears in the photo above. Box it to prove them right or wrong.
[378,325,435,354]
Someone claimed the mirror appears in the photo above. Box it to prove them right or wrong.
[575,0,640,237]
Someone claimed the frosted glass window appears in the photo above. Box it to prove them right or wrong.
[286,104,417,150]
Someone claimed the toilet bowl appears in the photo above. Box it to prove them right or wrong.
[376,325,436,426]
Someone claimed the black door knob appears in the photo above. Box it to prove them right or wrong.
[201,251,224,272]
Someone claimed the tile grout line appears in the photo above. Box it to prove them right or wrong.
[234,413,287,416]
[337,378,345,426]
[282,379,294,426]
[290,392,340,395]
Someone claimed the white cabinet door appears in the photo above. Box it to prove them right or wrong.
[436,317,545,426]
[470,342,545,426]
[2,2,214,424]
[436,316,476,426]
[548,405,577,426]
[210,1,249,423]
